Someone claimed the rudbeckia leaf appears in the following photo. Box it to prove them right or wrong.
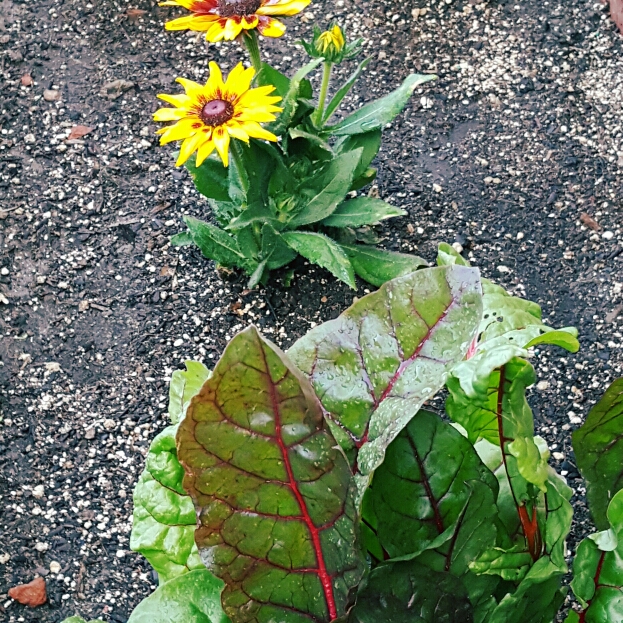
[329,73,436,136]
[256,62,291,98]
[569,489,623,621]
[364,410,498,565]
[288,265,482,493]
[127,570,229,623]
[261,224,297,270]
[183,216,247,269]
[322,197,405,228]
[349,559,473,623]
[290,148,362,227]
[323,57,371,124]
[573,378,623,529]
[168,360,211,425]
[185,153,231,203]
[339,243,427,287]
[170,232,193,247]
[335,129,382,183]
[130,426,204,584]
[282,231,356,288]
[176,327,365,623]
[247,258,268,289]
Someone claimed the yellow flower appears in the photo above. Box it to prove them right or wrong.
[154,61,282,167]
[161,0,311,42]
[316,24,345,56]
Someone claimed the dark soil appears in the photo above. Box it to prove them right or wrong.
[1,0,622,621]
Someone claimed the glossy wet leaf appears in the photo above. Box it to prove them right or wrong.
[288,265,482,489]
[570,489,623,622]
[168,361,210,425]
[573,378,623,529]
[130,425,203,583]
[349,559,473,623]
[176,327,365,623]
[185,153,231,203]
[329,73,436,136]
[127,569,230,623]
[340,244,428,288]
[334,129,382,186]
[365,410,498,563]
[282,231,356,288]
[322,197,405,228]
[183,216,248,269]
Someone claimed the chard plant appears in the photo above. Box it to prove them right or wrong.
[154,1,435,288]
[59,245,623,623]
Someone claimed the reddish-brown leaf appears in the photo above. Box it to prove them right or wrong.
[126,8,147,20]
[21,74,33,86]
[580,212,601,231]
[8,577,47,607]
[68,125,94,141]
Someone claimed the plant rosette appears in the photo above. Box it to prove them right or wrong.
[66,244,616,623]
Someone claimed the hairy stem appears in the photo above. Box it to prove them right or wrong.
[243,30,262,73]
[314,61,332,127]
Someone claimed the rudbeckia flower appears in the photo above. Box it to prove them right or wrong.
[154,61,282,167]
[316,24,345,57]
[161,0,311,42]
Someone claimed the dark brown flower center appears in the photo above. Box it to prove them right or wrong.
[217,0,262,17]
[200,99,234,126]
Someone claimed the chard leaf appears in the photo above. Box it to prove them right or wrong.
[437,242,470,267]
[322,197,405,228]
[329,73,436,136]
[349,559,473,623]
[183,216,248,269]
[289,149,362,227]
[288,265,482,492]
[168,360,211,425]
[282,231,356,288]
[570,489,623,621]
[573,378,623,529]
[323,57,371,123]
[127,569,229,623]
[130,425,203,583]
[185,153,231,203]
[365,410,498,565]
[340,243,427,287]
[176,327,365,623]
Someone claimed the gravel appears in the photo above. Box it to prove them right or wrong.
[1,0,622,621]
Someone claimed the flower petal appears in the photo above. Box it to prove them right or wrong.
[153,107,187,122]
[157,93,191,107]
[258,0,310,16]
[205,61,225,97]
[237,121,278,142]
[175,77,204,98]
[206,19,228,42]
[158,118,203,144]
[176,132,206,167]
[195,136,216,167]
[256,16,286,37]
[226,123,251,143]
[224,63,255,98]
[241,14,259,30]
[222,17,243,40]
[212,127,231,167]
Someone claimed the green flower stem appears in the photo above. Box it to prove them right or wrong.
[243,30,263,74]
[314,61,333,127]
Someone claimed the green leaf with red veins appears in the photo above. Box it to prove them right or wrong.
[573,378,623,530]
[570,489,623,622]
[288,265,483,493]
[176,327,365,623]
[168,360,211,425]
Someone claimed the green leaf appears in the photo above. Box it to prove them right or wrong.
[176,327,365,623]
[228,140,278,208]
[255,62,290,98]
[349,559,474,623]
[261,223,297,271]
[185,153,231,203]
[282,231,357,289]
[330,73,437,136]
[247,258,267,289]
[469,544,533,582]
[288,265,483,491]
[340,243,427,287]
[288,127,333,154]
[289,149,362,227]
[570,489,623,621]
[322,197,405,228]
[437,242,470,267]
[573,378,623,530]
[127,569,230,623]
[168,360,211,425]
[335,129,382,182]
[365,410,498,563]
[323,57,371,124]
[130,425,203,583]
[170,232,193,247]
[271,58,324,135]
[183,216,247,269]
